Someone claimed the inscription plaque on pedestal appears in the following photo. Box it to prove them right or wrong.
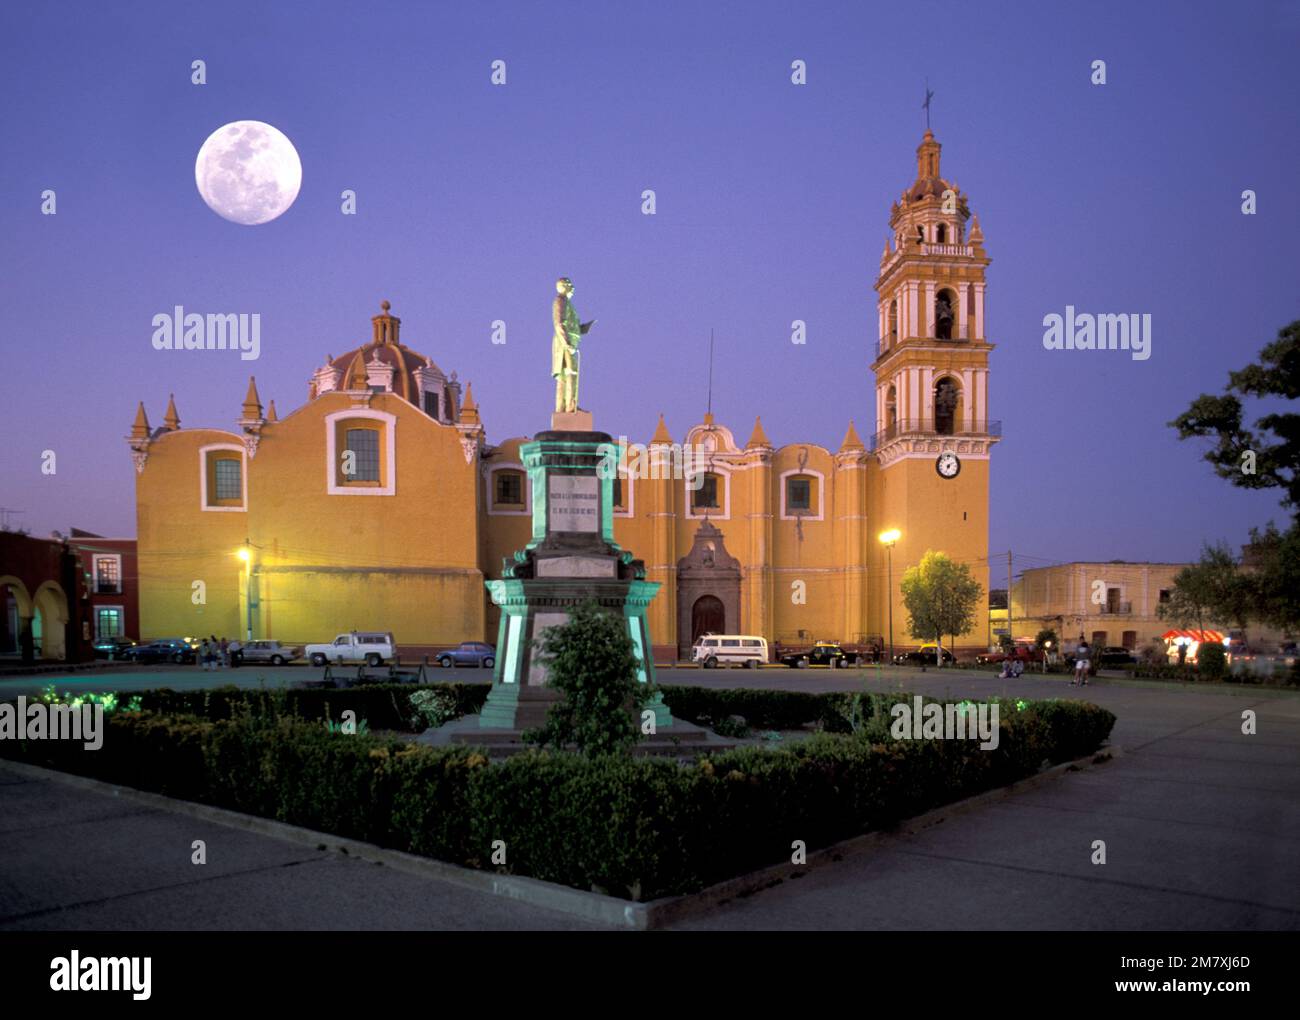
[548,475,599,533]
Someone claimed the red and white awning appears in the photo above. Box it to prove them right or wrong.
[1160,629,1224,643]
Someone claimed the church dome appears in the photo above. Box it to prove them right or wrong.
[310,300,456,414]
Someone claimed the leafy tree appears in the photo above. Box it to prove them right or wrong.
[1169,321,1300,510]
[1243,522,1300,632]
[899,551,984,667]
[1168,321,1300,635]
[1035,628,1059,653]
[1160,543,1254,635]
[524,600,649,757]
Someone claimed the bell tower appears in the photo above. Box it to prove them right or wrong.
[867,130,999,653]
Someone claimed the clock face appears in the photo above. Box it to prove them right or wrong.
[936,452,961,478]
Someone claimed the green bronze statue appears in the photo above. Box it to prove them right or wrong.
[552,276,595,414]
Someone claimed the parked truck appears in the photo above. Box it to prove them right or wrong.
[304,631,395,667]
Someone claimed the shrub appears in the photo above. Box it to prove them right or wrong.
[0,690,1115,901]
[523,600,649,757]
[1198,642,1227,680]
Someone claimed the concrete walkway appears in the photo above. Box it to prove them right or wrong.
[1,672,1296,929]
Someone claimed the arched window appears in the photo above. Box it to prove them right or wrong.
[936,223,947,243]
[916,224,925,243]
[888,300,898,343]
[886,385,898,434]
[934,377,961,435]
[935,288,956,340]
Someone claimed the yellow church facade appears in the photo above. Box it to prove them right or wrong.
[128,131,999,660]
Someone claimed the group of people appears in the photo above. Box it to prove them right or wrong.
[198,635,238,671]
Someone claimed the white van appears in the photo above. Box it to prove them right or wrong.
[691,634,768,669]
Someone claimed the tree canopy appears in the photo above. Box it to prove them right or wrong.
[899,550,983,663]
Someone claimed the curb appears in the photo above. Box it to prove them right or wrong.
[2,742,1121,930]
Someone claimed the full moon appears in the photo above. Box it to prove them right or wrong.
[194,120,302,225]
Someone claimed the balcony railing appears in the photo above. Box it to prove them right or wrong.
[869,419,1002,451]
[875,334,974,359]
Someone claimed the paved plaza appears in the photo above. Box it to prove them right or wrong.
[2,668,1297,929]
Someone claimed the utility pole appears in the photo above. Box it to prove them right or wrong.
[1007,550,1014,642]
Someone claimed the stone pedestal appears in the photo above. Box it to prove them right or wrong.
[469,426,672,734]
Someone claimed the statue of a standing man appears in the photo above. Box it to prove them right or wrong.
[552,277,595,414]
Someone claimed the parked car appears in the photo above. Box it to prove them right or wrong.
[893,644,956,667]
[1096,646,1137,667]
[976,643,1038,666]
[778,641,856,668]
[692,635,769,668]
[436,641,496,668]
[125,638,197,664]
[304,631,395,667]
[236,640,302,666]
[92,637,137,659]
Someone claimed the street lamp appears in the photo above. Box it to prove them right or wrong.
[878,529,901,665]
[236,546,253,641]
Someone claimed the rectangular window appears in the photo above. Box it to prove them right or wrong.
[1158,589,1171,603]
[214,459,241,501]
[495,472,523,506]
[612,476,625,509]
[693,475,719,510]
[423,391,439,418]
[96,608,122,638]
[1091,630,1108,647]
[788,477,812,512]
[94,556,121,594]
[1122,630,1137,649]
[345,429,381,482]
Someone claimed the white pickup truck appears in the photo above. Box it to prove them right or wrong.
[305,631,395,667]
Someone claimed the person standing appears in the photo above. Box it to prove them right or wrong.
[219,636,229,669]
[200,638,212,672]
[1072,638,1091,686]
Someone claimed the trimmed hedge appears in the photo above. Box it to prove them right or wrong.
[0,693,1115,901]
[121,683,491,732]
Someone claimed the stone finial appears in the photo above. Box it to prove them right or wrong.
[130,402,150,440]
[242,376,263,421]
[746,416,772,449]
[163,394,180,431]
[650,413,673,446]
[459,382,480,424]
[266,400,278,423]
[839,419,865,452]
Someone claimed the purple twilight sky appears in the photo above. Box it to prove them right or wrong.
[2,0,1298,577]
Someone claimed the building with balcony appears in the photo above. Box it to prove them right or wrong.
[1009,561,1188,651]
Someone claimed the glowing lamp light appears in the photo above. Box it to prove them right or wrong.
[878,529,901,545]
[237,548,250,562]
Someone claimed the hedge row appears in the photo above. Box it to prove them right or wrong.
[120,683,492,732]
[0,696,1115,900]
[1127,664,1300,686]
